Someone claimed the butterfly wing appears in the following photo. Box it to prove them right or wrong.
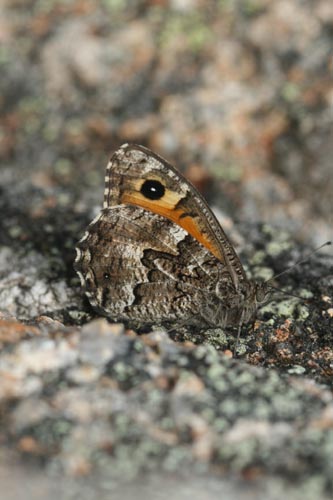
[75,143,259,329]
[103,144,248,290]
[75,204,240,327]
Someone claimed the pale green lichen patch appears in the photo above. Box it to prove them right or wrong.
[260,297,309,320]
[201,328,229,350]
[251,266,274,282]
[266,240,293,258]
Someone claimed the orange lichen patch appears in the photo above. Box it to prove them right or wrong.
[85,115,110,139]
[276,347,294,364]
[190,416,214,461]
[309,348,333,378]
[29,14,52,37]
[173,373,205,396]
[267,320,294,345]
[0,320,40,346]
[68,458,93,477]
[0,372,23,400]
[310,405,333,430]
[17,436,45,455]
[185,162,211,193]
[242,466,264,481]
[247,351,266,365]
[311,347,333,364]
[154,375,168,391]
[274,327,291,343]
[119,115,157,140]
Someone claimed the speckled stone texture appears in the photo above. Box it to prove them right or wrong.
[1,1,333,499]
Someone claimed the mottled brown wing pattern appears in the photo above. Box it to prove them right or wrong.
[103,144,248,288]
[75,204,238,328]
[75,143,267,330]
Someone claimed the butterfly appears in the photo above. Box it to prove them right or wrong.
[74,144,269,332]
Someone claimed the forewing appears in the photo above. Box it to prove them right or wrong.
[103,143,248,287]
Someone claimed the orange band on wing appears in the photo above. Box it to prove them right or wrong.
[122,192,224,263]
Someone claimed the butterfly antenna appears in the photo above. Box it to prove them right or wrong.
[266,284,312,302]
[266,240,332,284]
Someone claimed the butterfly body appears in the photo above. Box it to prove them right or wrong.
[75,144,268,331]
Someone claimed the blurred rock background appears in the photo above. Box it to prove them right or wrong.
[1,0,332,244]
[1,2,333,500]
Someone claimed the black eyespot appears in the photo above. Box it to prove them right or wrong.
[140,179,165,200]
[103,272,110,280]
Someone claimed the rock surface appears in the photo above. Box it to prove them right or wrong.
[0,1,333,499]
